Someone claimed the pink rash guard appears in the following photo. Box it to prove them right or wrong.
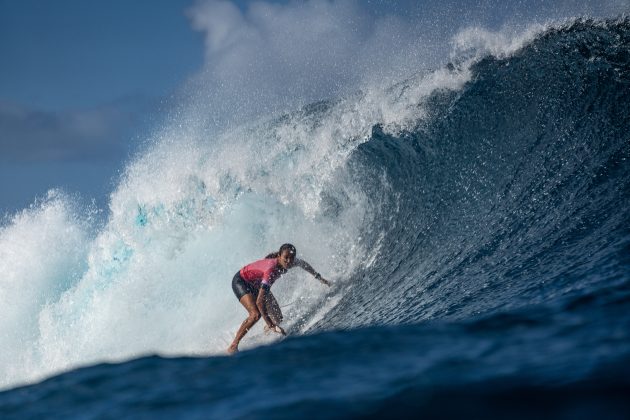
[239,258,286,287]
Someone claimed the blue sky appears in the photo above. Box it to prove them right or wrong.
[0,0,202,111]
[0,0,209,214]
[1,0,626,216]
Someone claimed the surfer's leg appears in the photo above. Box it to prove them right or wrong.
[265,291,283,325]
[228,293,260,354]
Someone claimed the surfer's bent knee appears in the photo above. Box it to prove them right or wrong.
[248,311,261,322]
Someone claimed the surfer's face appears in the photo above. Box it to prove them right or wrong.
[278,250,295,268]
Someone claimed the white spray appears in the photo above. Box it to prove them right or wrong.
[1,6,581,390]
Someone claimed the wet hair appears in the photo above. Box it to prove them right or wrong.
[265,243,297,259]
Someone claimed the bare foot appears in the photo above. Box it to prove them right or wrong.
[227,344,239,354]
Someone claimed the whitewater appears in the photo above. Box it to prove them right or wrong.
[1,9,629,419]
[0,14,488,388]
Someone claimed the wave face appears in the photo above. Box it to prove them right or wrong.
[318,18,630,329]
[1,18,630,418]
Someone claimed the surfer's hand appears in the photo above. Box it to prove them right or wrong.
[273,325,286,335]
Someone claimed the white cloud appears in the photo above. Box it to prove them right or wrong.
[0,97,154,163]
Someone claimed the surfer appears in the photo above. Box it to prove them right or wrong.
[228,243,331,354]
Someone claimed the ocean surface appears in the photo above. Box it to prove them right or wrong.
[1,17,630,419]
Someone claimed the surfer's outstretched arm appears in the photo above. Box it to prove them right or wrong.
[294,258,331,286]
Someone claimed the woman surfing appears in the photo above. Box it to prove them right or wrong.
[228,243,331,354]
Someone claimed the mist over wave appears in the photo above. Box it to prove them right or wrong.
[1,7,629,416]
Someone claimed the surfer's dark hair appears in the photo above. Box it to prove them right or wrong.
[265,243,297,259]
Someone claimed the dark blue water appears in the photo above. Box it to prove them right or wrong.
[2,18,630,419]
